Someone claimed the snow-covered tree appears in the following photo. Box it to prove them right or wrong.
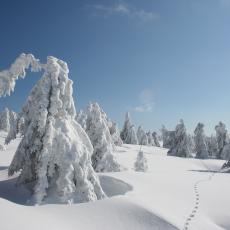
[134,150,148,172]
[146,131,153,146]
[187,134,195,153]
[0,108,10,132]
[167,119,190,157]
[215,122,229,159]
[85,102,121,172]
[164,131,176,149]
[137,126,148,145]
[108,121,123,146]
[5,110,18,144]
[126,125,138,145]
[194,123,209,159]
[17,116,25,135]
[120,112,138,144]
[161,125,175,149]
[206,135,218,158]
[1,54,105,204]
[4,114,25,145]
[161,125,168,148]
[152,132,160,147]
[76,110,87,130]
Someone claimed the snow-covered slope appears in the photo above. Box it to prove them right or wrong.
[0,134,229,230]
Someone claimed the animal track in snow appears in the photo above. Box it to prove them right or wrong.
[182,161,219,230]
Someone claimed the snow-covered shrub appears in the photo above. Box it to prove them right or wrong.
[167,119,190,158]
[152,132,160,147]
[215,122,229,159]
[134,150,148,172]
[120,112,138,144]
[76,110,87,130]
[0,108,10,132]
[85,102,121,172]
[137,126,148,145]
[194,123,209,159]
[1,54,105,204]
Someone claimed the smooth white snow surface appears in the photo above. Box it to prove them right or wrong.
[0,132,229,230]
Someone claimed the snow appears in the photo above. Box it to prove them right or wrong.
[0,134,229,230]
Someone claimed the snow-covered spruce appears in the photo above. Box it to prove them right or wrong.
[215,122,229,159]
[4,113,25,145]
[17,116,25,135]
[1,54,105,204]
[206,135,218,158]
[137,126,148,145]
[161,125,175,149]
[187,134,195,153]
[167,119,190,158]
[0,108,10,132]
[85,102,121,172]
[134,150,148,172]
[76,110,87,130]
[152,132,160,147]
[5,110,18,145]
[108,120,123,146]
[146,131,153,146]
[91,102,123,147]
[120,112,138,144]
[194,123,209,159]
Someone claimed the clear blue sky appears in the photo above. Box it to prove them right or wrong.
[0,0,230,134]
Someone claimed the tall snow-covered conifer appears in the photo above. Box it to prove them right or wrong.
[215,122,229,159]
[152,132,160,147]
[0,108,10,132]
[147,131,154,146]
[206,135,218,158]
[120,112,138,144]
[137,126,148,145]
[0,54,105,204]
[167,119,190,157]
[108,120,123,146]
[5,110,18,144]
[161,125,175,149]
[85,102,121,172]
[194,123,209,159]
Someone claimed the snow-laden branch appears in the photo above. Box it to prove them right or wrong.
[0,53,41,97]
